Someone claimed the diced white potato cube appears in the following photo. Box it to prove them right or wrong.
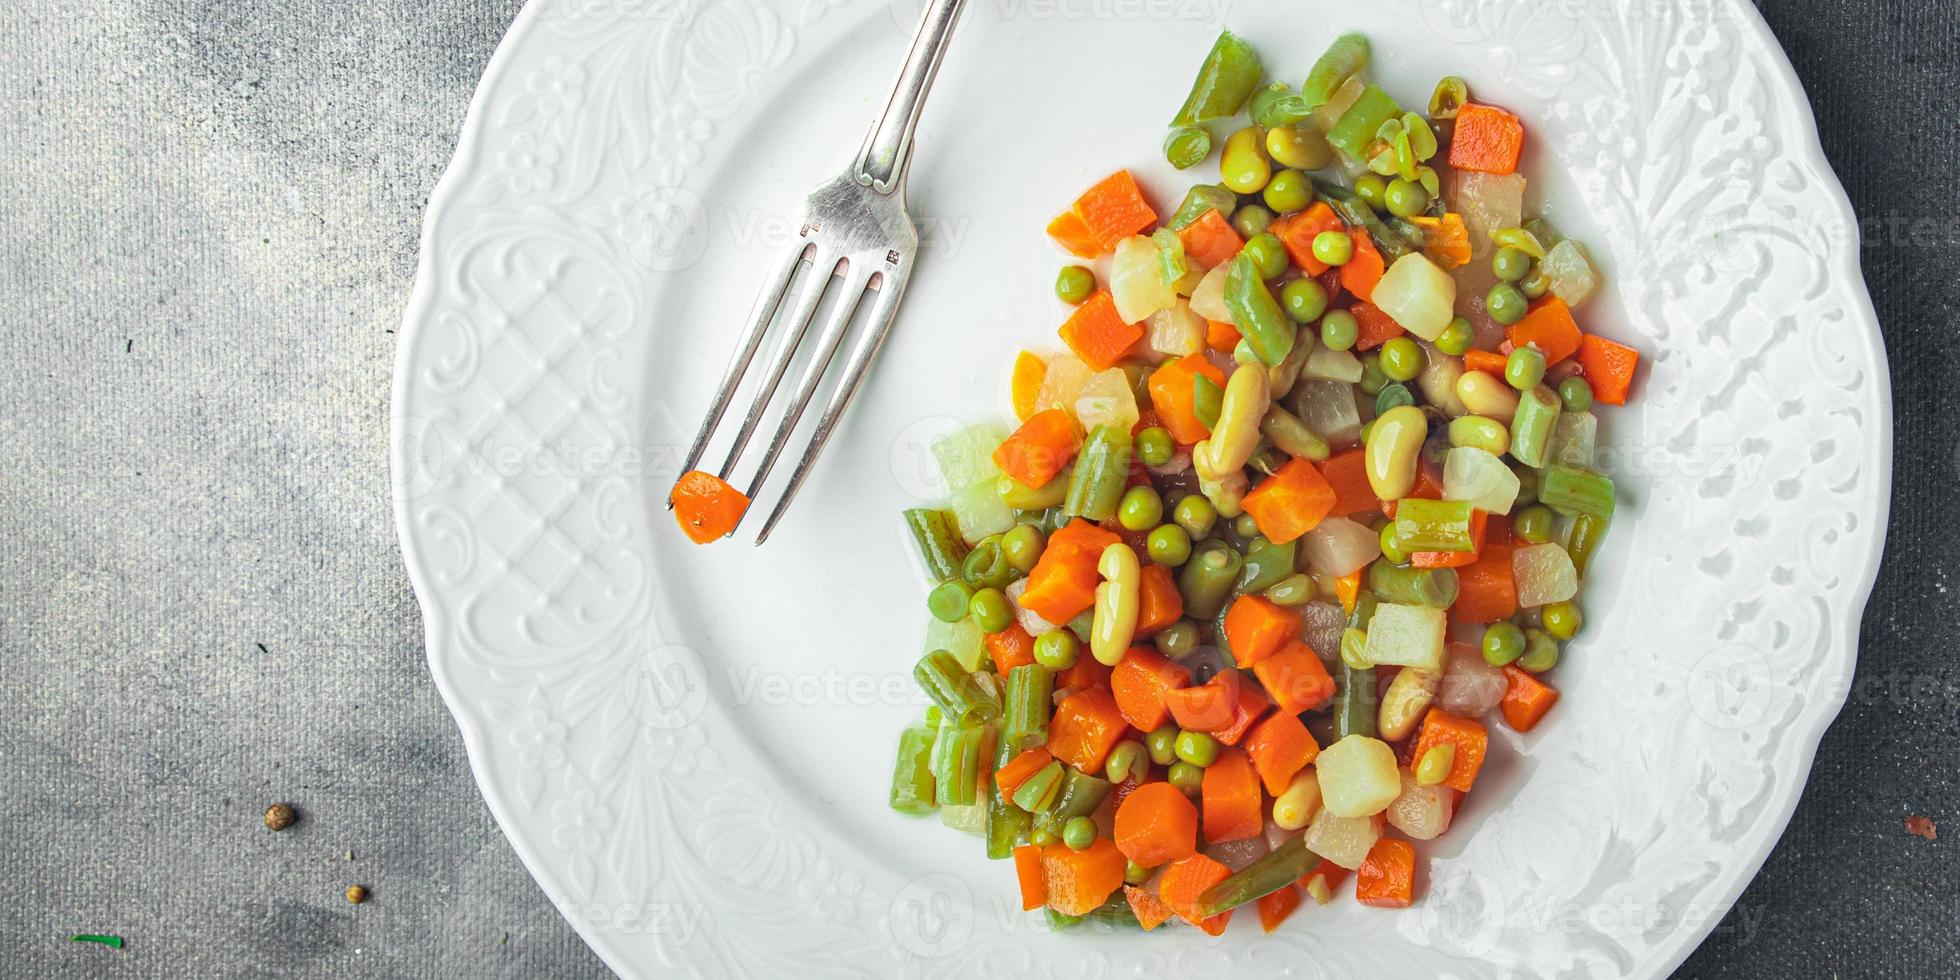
[1512,543,1579,608]
[1362,602,1447,670]
[1034,353,1093,418]
[1385,769,1457,840]
[1074,368,1140,433]
[1541,239,1599,308]
[1370,254,1457,341]
[925,617,985,672]
[940,801,987,835]
[1111,235,1176,325]
[1443,446,1522,515]
[1303,344,1364,384]
[1188,263,1232,322]
[1451,171,1525,259]
[1292,380,1362,447]
[1315,735,1403,817]
[1302,807,1385,870]
[931,423,1005,491]
[947,478,1013,546]
[1145,299,1206,360]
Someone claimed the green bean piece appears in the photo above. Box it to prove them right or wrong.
[1481,622,1525,667]
[1320,309,1360,351]
[1508,385,1561,468]
[1171,29,1263,126]
[987,792,1032,859]
[1249,82,1310,129]
[1195,835,1323,917]
[1566,513,1609,578]
[1192,372,1224,431]
[1486,282,1530,325]
[924,704,944,733]
[930,722,992,807]
[1001,524,1046,574]
[1261,405,1330,461]
[1428,75,1468,119]
[1154,619,1200,658]
[1558,376,1595,413]
[1512,504,1555,544]
[904,509,968,581]
[1238,536,1299,594]
[1435,317,1474,356]
[1174,730,1220,767]
[1164,126,1214,170]
[1066,608,1095,643]
[961,537,1015,590]
[1145,725,1180,766]
[1266,572,1316,606]
[1348,589,1379,631]
[1334,660,1378,739]
[1118,485,1165,531]
[1134,426,1175,468]
[998,471,1070,510]
[1505,345,1547,390]
[1231,203,1275,239]
[1366,559,1460,608]
[915,650,1002,726]
[1226,251,1298,367]
[1539,464,1616,520]
[1063,815,1098,851]
[1264,169,1313,214]
[1147,523,1193,566]
[928,580,975,623]
[1178,540,1244,619]
[1033,629,1078,670]
[1064,426,1133,522]
[1302,33,1370,108]
[1541,600,1583,640]
[1514,467,1540,507]
[888,725,938,816]
[1056,265,1096,304]
[1392,498,1479,552]
[1312,178,1419,260]
[1519,629,1559,673]
[1042,769,1114,831]
[1173,494,1219,537]
[1012,759,1066,812]
[1492,246,1532,283]
[1327,84,1401,160]
[1168,183,1240,231]
[1003,664,1055,746]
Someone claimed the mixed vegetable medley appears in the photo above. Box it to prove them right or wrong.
[889,30,1639,934]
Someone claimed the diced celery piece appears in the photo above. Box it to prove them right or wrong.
[1292,380,1362,446]
[1302,344,1364,384]
[889,725,938,816]
[1301,807,1383,870]
[948,478,1014,545]
[1550,412,1597,469]
[932,423,1006,491]
[1035,352,1093,418]
[926,617,986,672]
[1541,239,1600,308]
[1075,368,1141,432]
[1443,447,1521,515]
[1450,171,1525,257]
[1361,602,1447,670]
[940,801,989,835]
[1370,254,1457,341]
[1511,542,1579,608]
[1301,516,1383,577]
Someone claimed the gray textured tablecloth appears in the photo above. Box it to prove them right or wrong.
[0,1,1951,977]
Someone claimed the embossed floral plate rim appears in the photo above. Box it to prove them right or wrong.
[392,1,1890,977]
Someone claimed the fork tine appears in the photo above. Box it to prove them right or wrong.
[736,261,876,508]
[753,261,912,544]
[715,249,843,481]
[672,240,810,501]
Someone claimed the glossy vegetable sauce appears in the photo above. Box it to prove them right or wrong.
[891,29,1638,933]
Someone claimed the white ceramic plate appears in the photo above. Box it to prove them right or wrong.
[392,0,1889,976]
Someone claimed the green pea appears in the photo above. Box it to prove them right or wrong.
[1030,827,1059,847]
[1519,629,1559,673]
[1118,486,1164,532]
[1379,337,1425,382]
[1514,467,1539,506]
[1520,266,1552,300]
[1233,514,1260,539]
[1265,572,1316,606]
[1125,860,1154,885]
[1384,177,1429,218]
[1245,233,1289,281]
[1145,725,1179,766]
[1002,524,1046,574]
[1558,376,1594,413]
[1492,246,1532,282]
[1231,204,1275,239]
[1173,494,1217,537]
[1435,316,1473,356]
[1266,125,1332,171]
[1034,629,1079,670]
[1513,504,1555,544]
[1154,619,1200,658]
[1263,168,1313,214]
[1312,231,1355,267]
[1481,622,1525,667]
[1174,730,1220,767]
[1320,309,1359,351]
[1505,345,1547,390]
[1220,126,1272,195]
[1167,760,1205,794]
[1062,815,1098,851]
[1281,278,1330,324]
[1056,265,1096,304]
[970,587,1013,634]
[1146,523,1193,566]
[1379,523,1409,564]
[1541,600,1583,639]
[1134,426,1175,468]
[1358,351,1388,395]
[1486,282,1529,325]
[927,580,974,623]
[1354,173,1389,211]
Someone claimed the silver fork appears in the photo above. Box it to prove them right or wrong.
[671,0,968,544]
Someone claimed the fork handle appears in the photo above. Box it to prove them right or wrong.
[851,0,967,195]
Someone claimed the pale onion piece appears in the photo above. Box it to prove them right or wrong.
[1074,368,1140,432]
[1298,601,1349,659]
[1451,171,1525,258]
[1145,299,1206,360]
[1362,602,1447,670]
[1436,642,1508,718]
[1442,446,1522,515]
[1111,234,1176,325]
[1370,253,1457,341]
[1416,345,1468,417]
[1316,735,1402,818]
[1301,516,1382,577]
[1302,343,1364,384]
[1550,411,1598,469]
[1302,808,1384,870]
[1384,769,1457,841]
[1512,542,1580,608]
[1034,352,1093,418]
[1541,239,1600,308]
[1207,833,1272,872]
[1005,579,1060,636]
[1292,380,1363,447]
[1188,261,1233,321]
